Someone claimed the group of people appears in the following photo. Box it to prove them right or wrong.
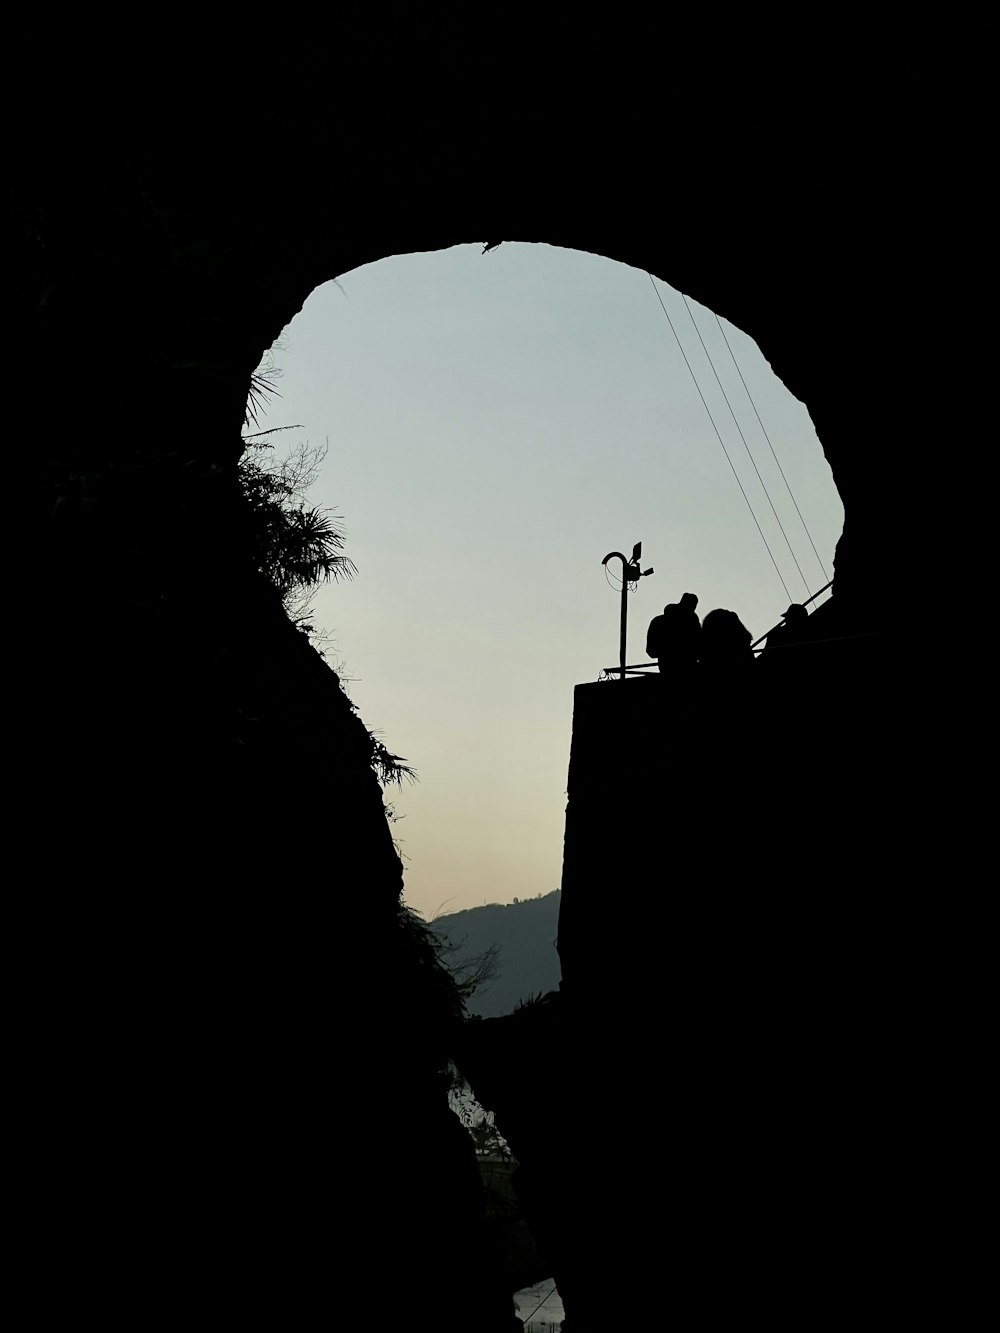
[645,593,808,675]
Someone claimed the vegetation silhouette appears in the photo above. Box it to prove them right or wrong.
[239,434,355,623]
[237,428,415,789]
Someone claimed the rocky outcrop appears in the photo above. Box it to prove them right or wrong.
[7,16,966,1329]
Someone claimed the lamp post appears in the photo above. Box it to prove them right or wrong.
[602,542,654,680]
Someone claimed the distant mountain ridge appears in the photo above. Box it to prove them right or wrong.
[430,891,562,1018]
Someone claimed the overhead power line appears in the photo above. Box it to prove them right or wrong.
[713,312,831,585]
[646,273,792,604]
[682,294,811,598]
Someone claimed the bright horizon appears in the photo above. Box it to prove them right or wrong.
[250,243,844,919]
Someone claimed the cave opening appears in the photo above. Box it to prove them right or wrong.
[8,29,965,1330]
[246,242,845,924]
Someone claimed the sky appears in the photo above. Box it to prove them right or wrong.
[249,243,844,920]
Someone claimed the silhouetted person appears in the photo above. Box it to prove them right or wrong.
[646,592,701,673]
[760,603,809,668]
[699,608,754,675]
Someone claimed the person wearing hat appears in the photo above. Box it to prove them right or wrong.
[760,603,809,666]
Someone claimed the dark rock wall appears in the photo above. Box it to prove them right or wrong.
[6,16,968,1329]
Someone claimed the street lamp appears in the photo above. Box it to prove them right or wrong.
[602,542,654,680]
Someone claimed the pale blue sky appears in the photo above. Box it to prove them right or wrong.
[251,243,843,919]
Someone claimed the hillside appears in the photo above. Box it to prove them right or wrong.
[430,891,562,1018]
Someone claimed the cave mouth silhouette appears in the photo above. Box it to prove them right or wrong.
[251,242,845,920]
[8,28,967,1327]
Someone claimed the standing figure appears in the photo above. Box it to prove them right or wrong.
[646,592,701,673]
[699,608,755,675]
[760,604,809,668]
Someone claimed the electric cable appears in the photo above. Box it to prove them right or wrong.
[683,294,810,597]
[646,274,792,603]
[519,1284,560,1328]
[714,312,831,584]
